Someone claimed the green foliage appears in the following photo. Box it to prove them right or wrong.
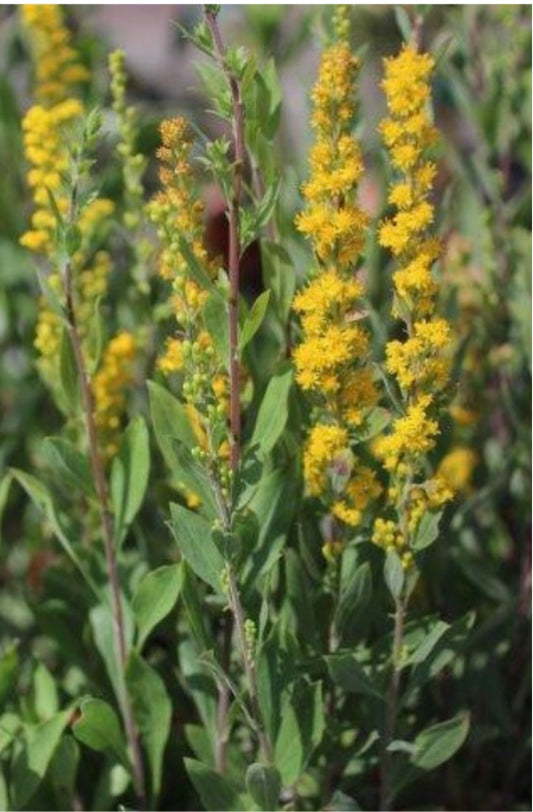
[0,5,529,812]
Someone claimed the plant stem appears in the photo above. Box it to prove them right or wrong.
[227,566,273,763]
[204,6,244,473]
[380,596,405,811]
[64,265,146,807]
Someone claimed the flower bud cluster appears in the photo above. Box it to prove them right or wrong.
[148,118,230,504]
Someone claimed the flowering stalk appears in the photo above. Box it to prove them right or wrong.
[19,6,145,801]
[373,41,454,809]
[203,5,274,766]
[52,122,147,810]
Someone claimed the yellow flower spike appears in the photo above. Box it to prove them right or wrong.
[373,42,458,568]
[92,332,138,459]
[293,15,380,543]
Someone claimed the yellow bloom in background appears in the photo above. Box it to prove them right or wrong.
[438,447,478,494]
[373,43,454,565]
[92,332,137,459]
[293,10,381,540]
[20,5,136,459]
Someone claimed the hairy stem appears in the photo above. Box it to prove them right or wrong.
[64,265,146,807]
[380,597,405,811]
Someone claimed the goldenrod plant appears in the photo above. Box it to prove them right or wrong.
[0,5,530,811]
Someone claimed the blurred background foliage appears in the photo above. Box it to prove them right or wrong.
[0,5,530,811]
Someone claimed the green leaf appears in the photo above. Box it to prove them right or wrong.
[110,417,150,547]
[133,564,181,651]
[59,326,79,415]
[126,652,172,800]
[73,698,130,769]
[404,612,475,703]
[260,241,295,324]
[170,503,225,592]
[65,224,82,256]
[0,641,18,706]
[89,601,135,703]
[394,5,412,41]
[41,437,95,498]
[274,680,324,786]
[12,707,73,808]
[203,292,229,367]
[49,734,80,811]
[33,662,59,721]
[411,712,470,770]
[7,468,99,599]
[147,380,198,456]
[246,763,281,811]
[411,510,443,551]
[325,790,362,811]
[178,236,218,294]
[384,550,404,599]
[239,290,271,352]
[0,766,7,811]
[179,562,213,650]
[355,407,391,442]
[335,559,372,643]
[250,362,292,455]
[405,620,450,666]
[184,758,248,811]
[326,653,384,701]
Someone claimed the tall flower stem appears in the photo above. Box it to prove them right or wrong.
[380,596,405,811]
[63,185,145,806]
[204,5,273,767]
[204,5,244,473]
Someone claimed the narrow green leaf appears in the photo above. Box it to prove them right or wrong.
[41,437,95,498]
[12,707,73,808]
[184,758,248,811]
[179,562,213,650]
[147,380,198,456]
[405,620,450,666]
[33,662,59,721]
[89,601,135,704]
[73,698,130,770]
[411,510,443,551]
[274,680,324,786]
[335,560,372,643]
[110,417,150,547]
[260,241,295,323]
[326,653,384,701]
[49,734,80,811]
[8,468,100,599]
[384,550,404,599]
[246,763,281,811]
[126,652,172,800]
[133,564,181,651]
[239,290,270,352]
[170,503,225,592]
[59,326,79,415]
[0,641,18,706]
[250,362,292,455]
[411,712,470,770]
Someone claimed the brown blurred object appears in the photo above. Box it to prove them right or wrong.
[27,548,56,592]
[203,184,264,301]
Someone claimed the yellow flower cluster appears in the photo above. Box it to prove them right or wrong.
[373,44,454,564]
[21,5,89,105]
[21,6,135,458]
[294,21,381,535]
[92,332,137,459]
[437,447,477,495]
[148,117,230,502]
